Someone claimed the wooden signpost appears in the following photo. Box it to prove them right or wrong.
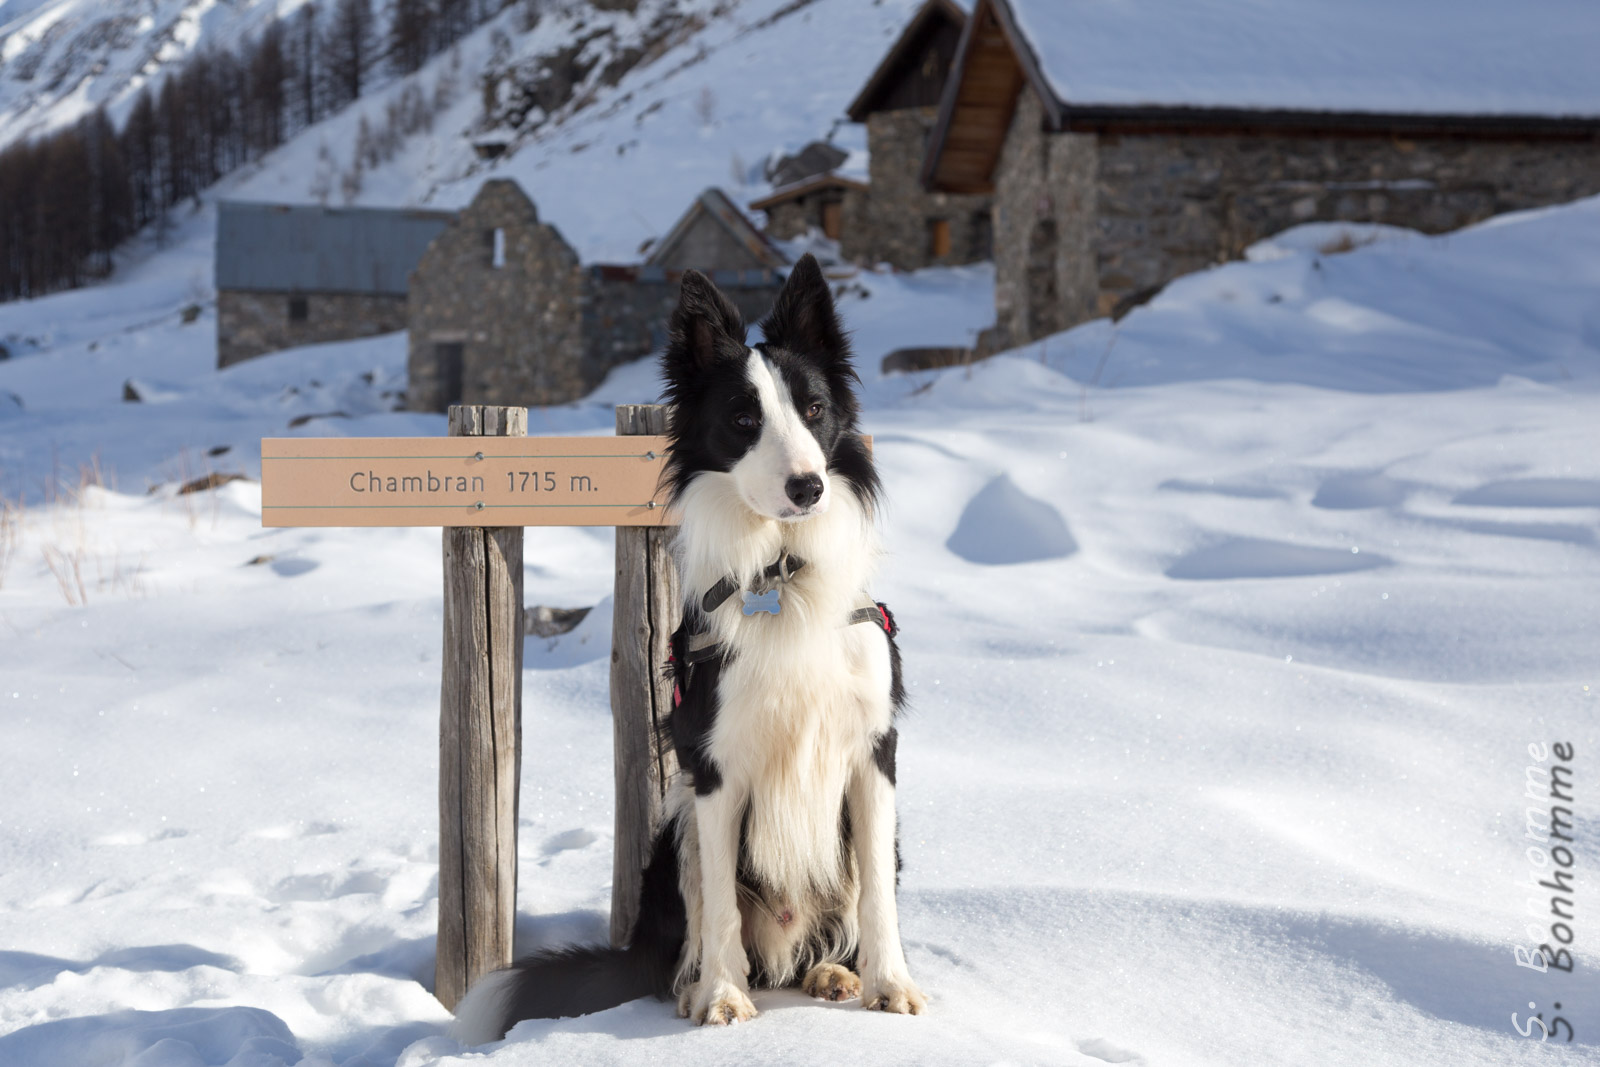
[261,403,680,1011]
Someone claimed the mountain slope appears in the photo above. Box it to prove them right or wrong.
[0,0,307,145]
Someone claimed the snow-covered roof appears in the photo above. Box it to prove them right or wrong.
[1005,0,1600,118]
[925,0,1600,193]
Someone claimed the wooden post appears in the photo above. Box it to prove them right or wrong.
[437,404,526,1011]
[609,403,681,947]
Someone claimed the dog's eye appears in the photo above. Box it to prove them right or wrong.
[734,413,757,431]
[805,402,823,419]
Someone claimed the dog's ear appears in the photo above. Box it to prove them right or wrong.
[761,254,847,365]
[666,269,747,375]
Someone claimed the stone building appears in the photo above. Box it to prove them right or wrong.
[924,0,1600,352]
[747,0,990,271]
[646,187,790,272]
[407,181,784,412]
[749,172,868,245]
[840,0,991,270]
[214,201,453,367]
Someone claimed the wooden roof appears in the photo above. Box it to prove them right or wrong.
[845,0,969,122]
[748,173,869,212]
[921,0,1027,195]
[924,0,1600,195]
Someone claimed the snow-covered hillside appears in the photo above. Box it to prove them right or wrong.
[3,0,926,267]
[224,0,926,260]
[0,0,306,142]
[3,159,1599,1067]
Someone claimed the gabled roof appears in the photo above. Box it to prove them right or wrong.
[766,141,850,189]
[845,0,970,122]
[646,188,789,271]
[216,201,455,295]
[925,0,1600,194]
[748,173,869,212]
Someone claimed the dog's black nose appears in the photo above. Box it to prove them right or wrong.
[785,473,824,508]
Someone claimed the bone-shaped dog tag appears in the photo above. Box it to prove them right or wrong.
[742,589,781,616]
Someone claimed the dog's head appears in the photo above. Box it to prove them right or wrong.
[660,254,877,522]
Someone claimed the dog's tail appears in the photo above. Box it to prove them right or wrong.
[450,815,687,1044]
[449,944,656,1043]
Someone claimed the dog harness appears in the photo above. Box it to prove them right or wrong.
[671,549,897,708]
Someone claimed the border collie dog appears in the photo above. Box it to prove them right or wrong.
[452,255,924,1041]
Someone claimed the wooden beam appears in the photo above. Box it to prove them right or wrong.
[924,0,1027,192]
[609,404,681,947]
[437,404,526,1012]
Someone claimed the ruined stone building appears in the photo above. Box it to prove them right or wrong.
[750,0,991,272]
[407,181,784,412]
[923,0,1600,352]
[645,187,790,274]
[215,202,452,367]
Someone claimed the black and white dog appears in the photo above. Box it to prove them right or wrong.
[452,255,923,1041]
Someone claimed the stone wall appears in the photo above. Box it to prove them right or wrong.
[987,91,1097,353]
[763,200,813,241]
[649,214,774,273]
[1091,131,1600,317]
[989,89,1600,350]
[217,289,408,368]
[409,180,784,412]
[844,108,992,270]
[581,268,781,377]
[761,188,868,246]
[407,180,586,411]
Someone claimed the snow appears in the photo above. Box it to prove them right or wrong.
[4,167,1599,1064]
[215,0,931,263]
[0,0,310,145]
[1006,0,1600,117]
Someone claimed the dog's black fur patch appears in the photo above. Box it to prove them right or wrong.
[660,256,880,510]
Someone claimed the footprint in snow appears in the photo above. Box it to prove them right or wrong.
[541,828,599,856]
[1077,1037,1144,1064]
[91,827,188,846]
[1166,537,1387,581]
[250,821,341,841]
[1452,477,1600,508]
[946,473,1076,565]
[1311,471,1409,509]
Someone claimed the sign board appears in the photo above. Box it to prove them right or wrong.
[261,436,673,527]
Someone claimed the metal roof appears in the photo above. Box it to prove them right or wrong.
[215,201,456,295]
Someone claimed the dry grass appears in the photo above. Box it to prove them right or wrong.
[16,456,147,607]
[40,542,88,606]
[0,493,20,590]
[161,449,232,531]
[1317,230,1381,256]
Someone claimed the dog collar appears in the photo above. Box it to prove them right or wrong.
[699,550,808,614]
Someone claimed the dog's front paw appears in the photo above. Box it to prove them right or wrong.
[861,974,926,1015]
[801,962,861,1002]
[684,978,758,1026]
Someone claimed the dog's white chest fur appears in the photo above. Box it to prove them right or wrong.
[674,474,893,896]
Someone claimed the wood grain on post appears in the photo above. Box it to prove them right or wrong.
[609,403,681,947]
[437,404,526,1011]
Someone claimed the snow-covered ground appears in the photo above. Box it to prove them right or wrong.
[2,195,1598,1066]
